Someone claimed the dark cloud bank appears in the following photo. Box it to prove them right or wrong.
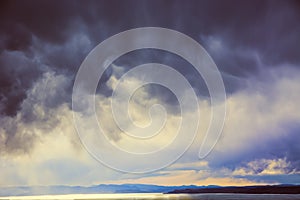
[0,0,299,183]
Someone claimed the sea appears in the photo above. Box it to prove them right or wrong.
[1,193,300,200]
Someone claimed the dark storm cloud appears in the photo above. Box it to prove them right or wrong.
[0,1,78,49]
[0,0,77,117]
[0,51,42,116]
[0,71,71,154]
[0,0,140,117]
[1,0,300,115]
[0,0,299,157]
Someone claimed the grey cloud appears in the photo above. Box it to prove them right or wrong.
[0,71,72,155]
[0,117,36,154]
[0,50,43,116]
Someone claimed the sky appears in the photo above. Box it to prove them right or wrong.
[0,0,300,187]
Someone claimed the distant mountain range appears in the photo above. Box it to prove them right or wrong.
[0,184,219,196]
[1,184,299,196]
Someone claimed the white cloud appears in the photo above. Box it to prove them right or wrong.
[209,66,300,164]
[232,158,293,176]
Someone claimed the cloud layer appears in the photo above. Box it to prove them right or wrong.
[0,0,299,186]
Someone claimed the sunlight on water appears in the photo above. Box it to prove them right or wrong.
[0,193,170,200]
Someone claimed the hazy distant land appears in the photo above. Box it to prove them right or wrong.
[0,184,299,197]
